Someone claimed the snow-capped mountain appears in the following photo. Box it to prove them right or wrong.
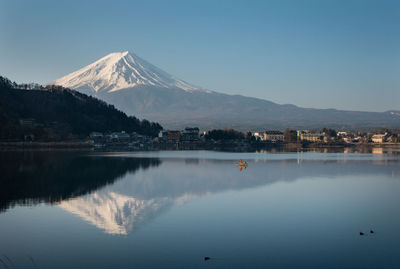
[59,191,172,235]
[53,51,206,95]
[59,190,199,235]
[53,51,400,129]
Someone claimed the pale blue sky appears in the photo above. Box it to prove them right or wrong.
[0,0,399,111]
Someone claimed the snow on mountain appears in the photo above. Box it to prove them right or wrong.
[59,190,199,235]
[52,51,206,94]
[52,51,400,129]
[389,111,400,117]
[59,191,169,235]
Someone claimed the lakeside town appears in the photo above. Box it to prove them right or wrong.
[2,77,399,152]
[3,117,399,151]
[88,127,400,151]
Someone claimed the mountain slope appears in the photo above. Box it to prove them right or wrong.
[53,51,205,94]
[0,76,162,140]
[53,51,400,130]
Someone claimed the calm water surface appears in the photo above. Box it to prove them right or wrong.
[0,149,400,268]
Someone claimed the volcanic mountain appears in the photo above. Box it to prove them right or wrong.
[53,51,400,129]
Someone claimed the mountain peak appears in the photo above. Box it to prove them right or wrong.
[52,51,204,94]
[50,51,400,129]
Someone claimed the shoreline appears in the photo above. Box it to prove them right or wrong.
[0,141,399,151]
[0,141,93,150]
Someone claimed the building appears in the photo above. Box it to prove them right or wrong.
[343,137,352,143]
[158,130,168,141]
[90,132,103,139]
[24,134,35,142]
[181,127,200,141]
[371,134,387,143]
[167,130,181,142]
[107,131,131,143]
[299,133,326,142]
[19,118,36,128]
[387,134,400,143]
[264,131,284,142]
[252,132,265,141]
[89,132,104,143]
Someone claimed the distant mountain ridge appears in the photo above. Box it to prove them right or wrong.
[53,51,400,130]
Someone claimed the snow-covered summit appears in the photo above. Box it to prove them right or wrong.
[58,190,198,235]
[52,51,205,93]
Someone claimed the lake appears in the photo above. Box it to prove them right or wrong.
[0,149,400,269]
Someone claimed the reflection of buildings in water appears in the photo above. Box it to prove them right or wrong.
[4,151,399,234]
[57,153,400,235]
[372,147,384,154]
[59,191,199,235]
[184,158,200,165]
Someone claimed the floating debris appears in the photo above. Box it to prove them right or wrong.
[3,256,14,269]
[28,256,38,269]
[0,258,9,269]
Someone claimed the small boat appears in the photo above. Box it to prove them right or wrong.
[236,160,248,167]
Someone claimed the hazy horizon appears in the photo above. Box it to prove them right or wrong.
[1,0,399,112]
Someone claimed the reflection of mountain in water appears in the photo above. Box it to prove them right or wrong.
[60,192,169,234]
[0,151,160,212]
[98,157,400,202]
[59,191,199,235]
[60,155,400,235]
[2,151,399,235]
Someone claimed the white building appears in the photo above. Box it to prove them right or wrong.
[252,132,265,141]
[371,134,387,143]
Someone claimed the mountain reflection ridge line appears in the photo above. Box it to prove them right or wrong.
[58,190,201,235]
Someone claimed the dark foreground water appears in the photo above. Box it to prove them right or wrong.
[0,149,400,269]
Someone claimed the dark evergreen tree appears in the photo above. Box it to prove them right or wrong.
[205,129,245,141]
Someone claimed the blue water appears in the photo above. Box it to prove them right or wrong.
[0,150,399,268]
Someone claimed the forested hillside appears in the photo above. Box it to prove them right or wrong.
[0,76,162,141]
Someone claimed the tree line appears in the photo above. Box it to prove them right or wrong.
[0,76,163,141]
